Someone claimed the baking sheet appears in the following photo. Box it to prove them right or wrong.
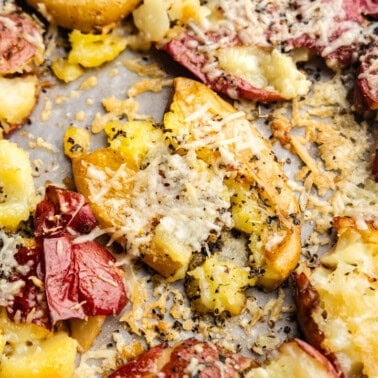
[7,24,355,374]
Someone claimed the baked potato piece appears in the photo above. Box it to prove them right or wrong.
[187,254,256,315]
[0,140,36,231]
[354,41,378,112]
[164,77,301,290]
[109,338,339,377]
[69,316,105,352]
[63,126,90,159]
[161,36,310,102]
[0,311,77,378]
[26,0,141,32]
[109,338,255,378]
[72,120,231,282]
[295,216,378,377]
[0,13,44,135]
[246,339,340,378]
[0,75,39,136]
[72,147,136,231]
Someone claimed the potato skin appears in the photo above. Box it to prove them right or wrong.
[26,0,141,32]
[293,272,345,377]
[161,34,284,103]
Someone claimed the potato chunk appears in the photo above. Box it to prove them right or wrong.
[26,0,141,33]
[0,140,36,230]
[63,126,90,159]
[0,75,38,131]
[187,254,256,315]
[0,311,77,378]
[68,30,127,68]
[295,217,378,377]
[217,46,310,100]
[104,120,164,170]
[164,77,301,290]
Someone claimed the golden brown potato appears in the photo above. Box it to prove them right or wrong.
[69,316,105,352]
[295,216,378,377]
[72,147,136,231]
[26,0,141,32]
[164,77,301,290]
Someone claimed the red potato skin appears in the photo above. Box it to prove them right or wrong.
[354,41,378,112]
[161,338,254,378]
[289,339,341,378]
[294,272,345,378]
[7,243,50,328]
[34,185,97,238]
[358,0,378,17]
[288,0,365,69]
[0,13,43,75]
[161,35,284,103]
[109,338,256,378]
[372,148,378,182]
[37,187,128,324]
[108,343,169,378]
[5,186,128,328]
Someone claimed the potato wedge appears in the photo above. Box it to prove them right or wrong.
[26,0,141,32]
[164,77,301,290]
[295,216,378,377]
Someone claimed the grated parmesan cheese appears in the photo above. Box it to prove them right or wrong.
[0,231,28,306]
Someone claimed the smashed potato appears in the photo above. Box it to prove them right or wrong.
[26,0,141,32]
[295,217,378,377]
[0,140,36,231]
[164,77,301,290]
[0,311,77,378]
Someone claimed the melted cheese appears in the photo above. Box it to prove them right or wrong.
[0,232,28,306]
[186,0,368,61]
[88,147,232,256]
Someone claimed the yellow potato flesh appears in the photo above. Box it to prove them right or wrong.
[27,0,142,32]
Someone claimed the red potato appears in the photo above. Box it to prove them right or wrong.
[0,12,44,135]
[358,0,378,17]
[372,148,378,182]
[7,243,50,328]
[109,338,339,378]
[354,41,378,112]
[6,186,128,327]
[34,185,97,238]
[109,338,256,378]
[284,0,367,69]
[44,236,127,324]
[293,272,343,375]
[0,13,44,75]
[294,216,378,378]
[159,0,373,103]
[161,34,284,103]
[108,343,171,378]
